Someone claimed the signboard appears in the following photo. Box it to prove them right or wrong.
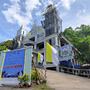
[60,45,74,61]
[2,49,25,78]
[0,48,32,81]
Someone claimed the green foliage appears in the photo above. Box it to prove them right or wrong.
[77,36,90,63]
[31,68,39,81]
[4,40,13,49]
[33,83,54,90]
[0,40,13,51]
[63,27,80,47]
[0,45,7,51]
[18,74,30,84]
[63,24,90,64]
[77,25,90,37]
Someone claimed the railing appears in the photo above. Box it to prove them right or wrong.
[59,66,90,78]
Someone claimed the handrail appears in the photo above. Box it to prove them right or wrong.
[59,66,90,78]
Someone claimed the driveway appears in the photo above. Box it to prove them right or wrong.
[46,70,90,90]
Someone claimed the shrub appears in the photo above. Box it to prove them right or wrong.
[18,74,30,87]
[31,68,39,81]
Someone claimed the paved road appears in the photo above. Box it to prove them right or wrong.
[46,70,90,90]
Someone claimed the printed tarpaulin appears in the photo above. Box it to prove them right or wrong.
[46,42,59,66]
[46,42,52,63]
[0,48,32,82]
[2,49,25,78]
[60,45,74,61]
[38,52,43,63]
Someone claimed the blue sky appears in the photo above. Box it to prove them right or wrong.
[0,0,90,43]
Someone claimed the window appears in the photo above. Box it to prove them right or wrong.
[37,42,44,50]
[29,37,35,41]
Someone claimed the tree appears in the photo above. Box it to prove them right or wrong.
[0,40,13,51]
[0,45,7,51]
[4,40,13,49]
[63,25,90,64]
[78,36,90,63]
[63,27,80,47]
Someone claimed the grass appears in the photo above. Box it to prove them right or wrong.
[0,83,54,90]
[32,83,55,90]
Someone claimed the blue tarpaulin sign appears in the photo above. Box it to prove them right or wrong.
[2,49,25,78]
[0,48,32,80]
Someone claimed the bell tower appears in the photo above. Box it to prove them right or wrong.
[42,4,62,47]
[15,26,27,48]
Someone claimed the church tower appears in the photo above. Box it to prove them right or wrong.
[15,26,27,48]
[42,4,62,47]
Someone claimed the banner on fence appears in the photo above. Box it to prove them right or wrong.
[46,42,59,66]
[60,45,74,61]
[0,48,32,82]
[38,52,43,63]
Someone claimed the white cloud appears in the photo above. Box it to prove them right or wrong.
[2,0,25,25]
[75,9,90,26]
[48,0,54,5]
[2,0,76,32]
[2,0,41,31]
[39,0,76,11]
[77,14,90,26]
[61,0,76,10]
[36,11,42,16]
[76,9,86,17]
[25,0,41,18]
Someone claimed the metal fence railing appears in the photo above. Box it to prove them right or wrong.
[59,66,90,78]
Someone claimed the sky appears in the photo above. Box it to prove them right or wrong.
[0,0,90,43]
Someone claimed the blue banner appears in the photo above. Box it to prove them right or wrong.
[2,49,25,78]
[60,45,74,61]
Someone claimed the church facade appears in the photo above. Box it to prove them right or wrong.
[14,4,78,67]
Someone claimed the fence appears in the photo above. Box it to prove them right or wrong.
[0,47,47,86]
[59,66,90,78]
